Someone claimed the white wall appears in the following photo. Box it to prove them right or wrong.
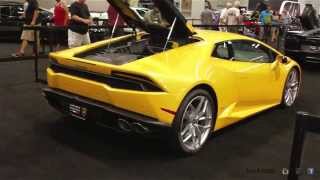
[210,0,249,10]
[191,0,205,19]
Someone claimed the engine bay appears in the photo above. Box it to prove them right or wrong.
[76,34,200,65]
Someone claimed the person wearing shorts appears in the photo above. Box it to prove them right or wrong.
[12,0,40,57]
[68,0,92,48]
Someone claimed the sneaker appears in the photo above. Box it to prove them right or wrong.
[11,52,25,58]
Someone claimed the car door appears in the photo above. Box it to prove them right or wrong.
[229,40,282,105]
[210,41,239,114]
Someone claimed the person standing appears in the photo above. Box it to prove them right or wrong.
[201,1,214,29]
[53,0,69,26]
[301,4,320,30]
[68,0,92,48]
[12,0,39,57]
[271,11,280,43]
[226,1,241,33]
[219,2,232,32]
[259,5,272,42]
[53,0,69,50]
[107,4,125,36]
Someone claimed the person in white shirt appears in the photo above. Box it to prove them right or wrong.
[219,2,232,32]
[226,0,241,33]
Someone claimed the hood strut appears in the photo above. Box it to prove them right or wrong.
[163,17,177,51]
[108,13,120,49]
[110,14,120,39]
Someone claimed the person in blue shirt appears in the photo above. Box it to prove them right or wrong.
[259,5,272,42]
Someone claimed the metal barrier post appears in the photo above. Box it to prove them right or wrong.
[33,26,39,82]
[49,27,54,52]
[288,112,307,180]
[288,112,320,180]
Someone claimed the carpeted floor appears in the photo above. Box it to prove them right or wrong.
[0,43,319,180]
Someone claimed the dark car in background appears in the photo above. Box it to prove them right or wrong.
[0,1,25,41]
[285,29,320,63]
[0,1,52,41]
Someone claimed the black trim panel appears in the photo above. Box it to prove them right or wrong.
[43,88,170,127]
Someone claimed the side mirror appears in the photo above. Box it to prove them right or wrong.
[272,55,289,70]
[281,56,289,64]
[275,55,289,63]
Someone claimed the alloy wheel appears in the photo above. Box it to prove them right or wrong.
[284,69,300,107]
[179,95,213,151]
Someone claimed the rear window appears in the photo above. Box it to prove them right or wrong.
[213,42,230,60]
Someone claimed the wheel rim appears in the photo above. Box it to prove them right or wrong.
[284,70,300,106]
[179,96,213,151]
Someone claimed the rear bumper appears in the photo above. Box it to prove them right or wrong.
[46,66,181,125]
[43,88,170,128]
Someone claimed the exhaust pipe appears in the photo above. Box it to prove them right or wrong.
[118,118,132,132]
[132,122,150,134]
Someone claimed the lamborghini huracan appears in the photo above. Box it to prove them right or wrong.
[43,0,301,154]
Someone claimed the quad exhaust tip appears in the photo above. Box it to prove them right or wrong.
[117,118,150,134]
[118,118,132,132]
[132,122,150,134]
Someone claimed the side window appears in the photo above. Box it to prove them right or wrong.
[213,42,230,60]
[231,40,274,63]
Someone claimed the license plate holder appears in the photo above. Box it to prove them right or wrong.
[69,104,88,120]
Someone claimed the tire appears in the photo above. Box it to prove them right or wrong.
[281,68,301,108]
[171,89,216,155]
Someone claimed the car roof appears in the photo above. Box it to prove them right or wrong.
[195,29,251,43]
[194,29,281,54]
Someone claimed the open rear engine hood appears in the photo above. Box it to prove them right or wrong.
[107,0,195,39]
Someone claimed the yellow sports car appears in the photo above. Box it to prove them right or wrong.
[43,0,301,154]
